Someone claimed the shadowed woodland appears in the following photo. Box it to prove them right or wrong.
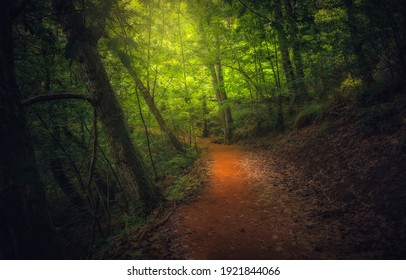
[1,0,406,259]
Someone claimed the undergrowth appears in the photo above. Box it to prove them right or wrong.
[163,149,209,201]
[293,103,326,129]
[93,144,209,259]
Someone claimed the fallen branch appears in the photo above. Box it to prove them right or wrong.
[22,92,96,106]
[134,201,177,248]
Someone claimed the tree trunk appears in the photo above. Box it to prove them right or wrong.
[216,60,233,143]
[208,62,233,144]
[202,93,209,137]
[343,0,375,86]
[49,158,85,207]
[53,0,160,213]
[177,1,196,148]
[273,0,297,101]
[284,0,308,101]
[0,1,61,259]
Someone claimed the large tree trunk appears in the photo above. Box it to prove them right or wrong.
[53,0,160,213]
[0,1,61,259]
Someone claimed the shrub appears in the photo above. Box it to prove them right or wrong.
[293,103,326,129]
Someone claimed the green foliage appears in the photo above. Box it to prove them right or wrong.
[293,103,326,129]
[339,75,362,96]
[165,176,189,201]
[116,50,133,70]
[163,154,208,201]
[232,100,272,139]
[158,148,197,177]
[122,211,147,234]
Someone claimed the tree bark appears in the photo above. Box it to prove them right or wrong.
[0,0,61,259]
[53,0,160,213]
[273,0,297,101]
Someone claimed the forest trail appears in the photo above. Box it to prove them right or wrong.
[110,131,404,260]
[148,139,321,259]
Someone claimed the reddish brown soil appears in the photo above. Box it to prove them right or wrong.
[142,139,321,259]
[173,139,297,259]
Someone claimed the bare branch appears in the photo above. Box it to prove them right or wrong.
[236,0,271,22]
[22,92,96,106]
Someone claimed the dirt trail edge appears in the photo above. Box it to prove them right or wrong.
[146,139,320,259]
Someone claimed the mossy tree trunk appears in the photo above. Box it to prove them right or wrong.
[53,0,160,213]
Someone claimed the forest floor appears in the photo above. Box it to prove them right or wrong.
[108,118,405,259]
[103,90,406,259]
[144,138,317,259]
[110,138,317,259]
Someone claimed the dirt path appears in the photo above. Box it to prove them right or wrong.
[152,139,320,259]
[105,132,404,259]
[114,137,399,260]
